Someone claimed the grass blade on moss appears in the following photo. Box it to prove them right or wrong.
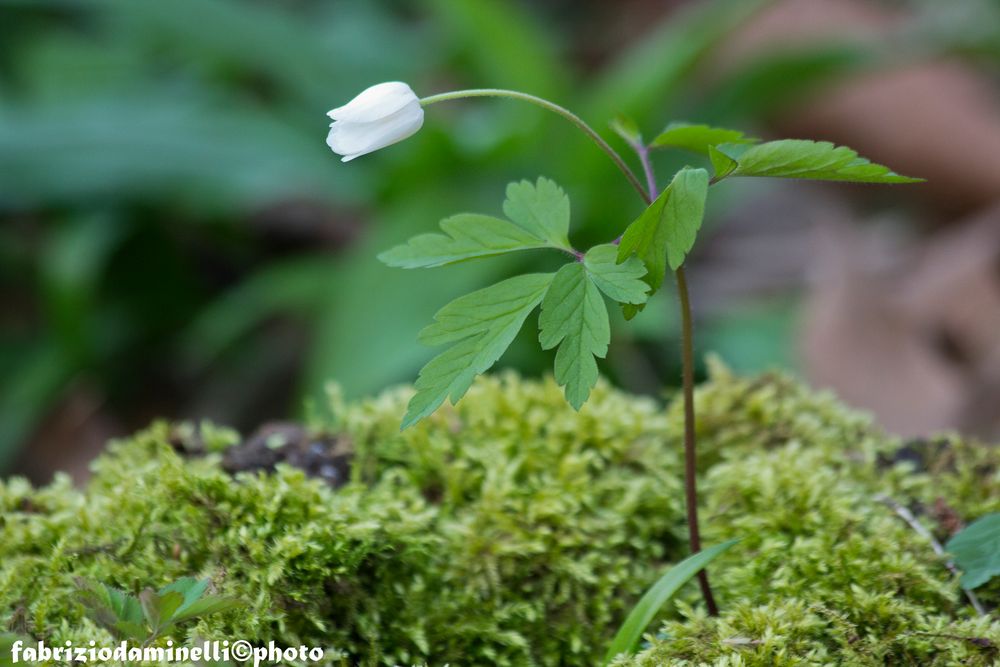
[603,539,740,665]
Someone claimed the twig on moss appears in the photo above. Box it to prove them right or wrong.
[875,494,985,616]
[907,631,995,649]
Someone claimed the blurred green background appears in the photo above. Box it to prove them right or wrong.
[3,0,1000,480]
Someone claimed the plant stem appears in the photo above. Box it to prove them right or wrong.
[424,87,719,614]
[675,265,718,616]
[420,89,650,204]
[633,141,659,201]
[632,139,719,617]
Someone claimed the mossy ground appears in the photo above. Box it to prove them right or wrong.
[2,366,999,666]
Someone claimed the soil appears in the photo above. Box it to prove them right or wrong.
[170,421,353,488]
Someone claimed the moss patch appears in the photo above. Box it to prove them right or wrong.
[2,368,1000,666]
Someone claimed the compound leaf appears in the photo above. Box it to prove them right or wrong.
[167,596,241,626]
[946,513,1000,590]
[378,213,555,268]
[651,122,757,155]
[616,167,708,318]
[502,176,572,249]
[712,139,922,183]
[159,577,209,613]
[380,177,575,268]
[539,263,610,409]
[584,244,649,305]
[76,579,145,632]
[402,273,555,429]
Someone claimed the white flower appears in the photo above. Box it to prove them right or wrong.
[326,82,424,162]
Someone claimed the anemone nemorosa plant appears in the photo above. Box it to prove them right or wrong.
[327,80,921,614]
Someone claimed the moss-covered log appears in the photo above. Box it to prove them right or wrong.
[2,366,999,666]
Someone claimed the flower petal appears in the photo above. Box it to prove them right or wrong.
[326,100,424,160]
[326,81,419,123]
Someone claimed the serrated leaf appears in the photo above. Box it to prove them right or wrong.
[159,577,209,613]
[945,513,1000,590]
[539,263,610,409]
[402,273,555,429]
[584,244,649,305]
[140,588,162,631]
[379,177,575,269]
[602,539,740,665]
[114,620,150,643]
[156,591,185,626]
[610,114,642,145]
[714,139,922,183]
[377,213,555,268]
[651,122,757,155]
[616,167,709,318]
[77,579,145,634]
[168,596,241,625]
[502,176,572,249]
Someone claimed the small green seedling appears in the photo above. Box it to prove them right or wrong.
[77,577,240,644]
[603,539,740,665]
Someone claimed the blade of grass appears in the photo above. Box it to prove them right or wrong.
[603,539,740,665]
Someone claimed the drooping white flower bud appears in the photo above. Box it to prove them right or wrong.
[326,82,424,162]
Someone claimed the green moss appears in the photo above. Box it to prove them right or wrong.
[614,363,1000,667]
[2,368,1000,666]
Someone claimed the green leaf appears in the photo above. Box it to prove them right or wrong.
[708,144,740,180]
[651,122,757,155]
[377,213,557,268]
[379,177,575,268]
[159,577,209,612]
[712,139,922,183]
[156,591,185,626]
[402,273,555,429]
[616,167,709,318]
[539,263,610,409]
[584,244,649,305]
[0,633,31,667]
[502,177,572,249]
[945,513,1000,590]
[168,596,242,625]
[114,620,150,643]
[139,589,161,632]
[157,577,239,629]
[603,539,740,665]
[77,579,145,635]
[140,588,184,636]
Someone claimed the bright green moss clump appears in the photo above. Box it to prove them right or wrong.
[1,374,686,666]
[2,368,1000,666]
[615,365,1000,667]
